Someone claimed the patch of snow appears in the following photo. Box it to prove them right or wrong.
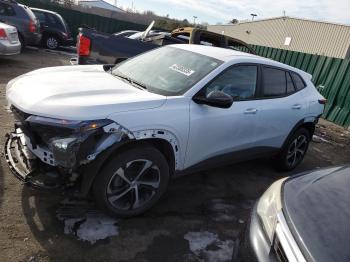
[203,240,234,262]
[63,217,84,235]
[212,213,237,222]
[313,135,330,143]
[184,231,234,262]
[76,214,119,244]
[210,203,236,212]
[184,232,218,253]
[57,198,119,244]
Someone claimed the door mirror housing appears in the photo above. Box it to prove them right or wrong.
[193,91,233,109]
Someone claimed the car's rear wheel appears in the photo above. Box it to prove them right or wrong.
[276,128,311,171]
[44,36,59,50]
[18,34,25,50]
[93,146,170,217]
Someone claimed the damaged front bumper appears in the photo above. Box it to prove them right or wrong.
[4,128,63,190]
[4,116,133,191]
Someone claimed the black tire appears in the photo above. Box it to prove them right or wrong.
[93,145,170,217]
[44,35,60,50]
[18,34,25,51]
[275,128,311,171]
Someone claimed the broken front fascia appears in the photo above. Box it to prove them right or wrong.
[18,116,181,172]
[49,122,135,169]
[21,116,134,170]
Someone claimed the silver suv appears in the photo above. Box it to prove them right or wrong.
[0,0,41,47]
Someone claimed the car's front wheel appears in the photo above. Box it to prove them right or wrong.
[93,145,170,217]
[276,128,311,171]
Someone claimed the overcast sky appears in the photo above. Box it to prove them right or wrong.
[104,0,350,25]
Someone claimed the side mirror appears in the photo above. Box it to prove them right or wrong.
[193,91,233,109]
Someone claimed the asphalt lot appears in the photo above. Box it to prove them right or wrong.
[0,48,350,262]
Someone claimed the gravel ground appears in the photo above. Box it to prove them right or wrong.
[0,49,350,262]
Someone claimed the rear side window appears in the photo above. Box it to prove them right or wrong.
[263,67,286,97]
[291,72,306,90]
[0,3,16,16]
[33,11,46,23]
[46,13,64,30]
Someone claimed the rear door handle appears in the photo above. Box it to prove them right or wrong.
[292,104,302,109]
[244,108,258,114]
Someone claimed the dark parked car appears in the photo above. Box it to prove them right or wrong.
[239,166,350,262]
[31,7,73,50]
[76,22,255,65]
[0,0,41,47]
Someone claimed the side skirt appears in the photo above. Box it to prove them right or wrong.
[175,147,280,176]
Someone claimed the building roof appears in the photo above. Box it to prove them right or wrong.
[215,16,350,28]
[78,0,125,12]
[209,16,350,59]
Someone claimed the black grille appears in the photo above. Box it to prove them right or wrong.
[273,236,288,262]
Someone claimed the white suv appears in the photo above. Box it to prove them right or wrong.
[5,45,325,217]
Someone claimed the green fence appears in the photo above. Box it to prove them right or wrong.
[17,0,146,36]
[252,45,350,128]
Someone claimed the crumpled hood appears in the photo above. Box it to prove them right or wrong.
[6,65,166,120]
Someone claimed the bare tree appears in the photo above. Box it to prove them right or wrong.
[230,19,239,24]
[63,0,74,7]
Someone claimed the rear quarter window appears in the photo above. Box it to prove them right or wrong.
[291,72,306,90]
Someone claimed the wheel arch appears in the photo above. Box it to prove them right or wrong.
[80,137,176,197]
[281,118,317,151]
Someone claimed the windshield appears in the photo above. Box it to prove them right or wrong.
[112,46,223,96]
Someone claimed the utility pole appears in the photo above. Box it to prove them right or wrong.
[250,13,257,21]
[193,16,197,25]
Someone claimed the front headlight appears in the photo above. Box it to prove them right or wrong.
[25,116,114,168]
[26,115,113,132]
[257,178,287,243]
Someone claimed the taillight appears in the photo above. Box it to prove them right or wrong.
[29,20,36,33]
[318,99,327,104]
[78,34,91,56]
[0,28,7,40]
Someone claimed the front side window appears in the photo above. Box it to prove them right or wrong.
[112,46,223,96]
[205,65,257,100]
[263,67,286,97]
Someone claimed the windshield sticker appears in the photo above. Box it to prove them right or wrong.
[169,64,195,76]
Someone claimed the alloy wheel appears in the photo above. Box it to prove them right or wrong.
[286,134,308,168]
[46,37,58,49]
[106,159,161,210]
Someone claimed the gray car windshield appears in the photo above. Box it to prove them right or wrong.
[112,46,223,96]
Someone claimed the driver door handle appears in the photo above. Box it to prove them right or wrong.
[292,104,302,109]
[244,108,258,114]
